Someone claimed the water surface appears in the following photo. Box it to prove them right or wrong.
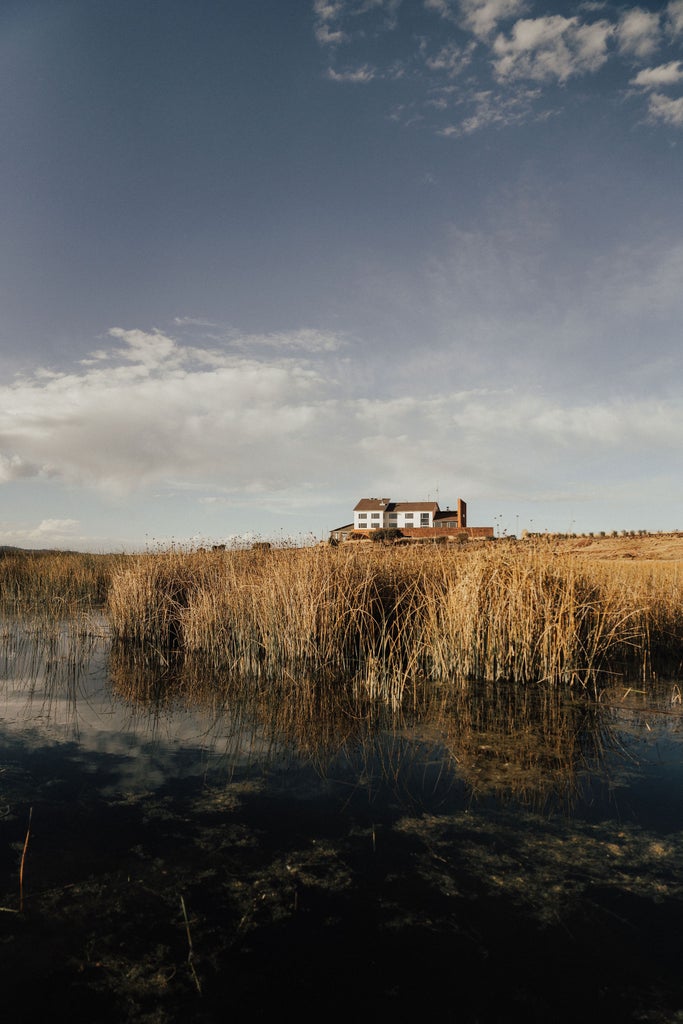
[1,624,682,1022]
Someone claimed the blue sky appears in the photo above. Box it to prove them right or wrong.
[1,0,682,549]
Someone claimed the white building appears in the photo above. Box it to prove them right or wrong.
[329,497,471,541]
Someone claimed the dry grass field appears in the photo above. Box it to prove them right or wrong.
[545,532,683,562]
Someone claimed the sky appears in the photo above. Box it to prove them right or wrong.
[1,0,682,550]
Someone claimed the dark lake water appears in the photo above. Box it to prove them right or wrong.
[1,622,682,1023]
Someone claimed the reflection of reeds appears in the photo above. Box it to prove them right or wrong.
[425,679,612,812]
[107,642,620,811]
[108,544,683,695]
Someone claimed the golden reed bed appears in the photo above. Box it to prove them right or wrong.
[104,542,683,692]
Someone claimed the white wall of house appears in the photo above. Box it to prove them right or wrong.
[394,510,434,528]
[354,511,385,529]
[354,506,435,530]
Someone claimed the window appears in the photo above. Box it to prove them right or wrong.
[420,513,430,526]
[358,513,367,520]
[371,513,380,520]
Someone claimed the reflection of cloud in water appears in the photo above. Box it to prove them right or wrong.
[0,637,278,793]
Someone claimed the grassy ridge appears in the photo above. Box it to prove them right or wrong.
[106,543,683,692]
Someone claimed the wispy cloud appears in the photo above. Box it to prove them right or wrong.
[313,0,348,45]
[459,0,530,39]
[326,64,376,82]
[631,60,683,87]
[423,40,475,76]
[667,0,683,37]
[232,328,345,353]
[314,0,402,45]
[172,316,219,328]
[647,90,683,125]
[438,85,544,134]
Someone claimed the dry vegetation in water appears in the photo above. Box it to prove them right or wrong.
[2,538,680,698]
[106,541,683,696]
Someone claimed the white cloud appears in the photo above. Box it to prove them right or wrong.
[438,85,543,134]
[459,0,530,39]
[0,330,335,495]
[314,0,401,45]
[108,327,180,370]
[326,64,376,82]
[172,316,218,328]
[424,0,457,21]
[631,61,683,88]
[34,518,80,536]
[2,313,682,541]
[424,41,473,76]
[312,0,683,133]
[0,518,84,549]
[667,0,683,37]
[313,0,348,45]
[3,313,682,490]
[492,16,613,82]
[616,8,661,58]
[647,91,683,125]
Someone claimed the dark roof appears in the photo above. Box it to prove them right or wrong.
[354,497,439,513]
[354,498,392,511]
[390,501,439,513]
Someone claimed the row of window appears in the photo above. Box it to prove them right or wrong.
[357,514,432,524]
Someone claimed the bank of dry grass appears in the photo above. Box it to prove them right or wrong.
[107,543,683,694]
[0,548,127,615]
